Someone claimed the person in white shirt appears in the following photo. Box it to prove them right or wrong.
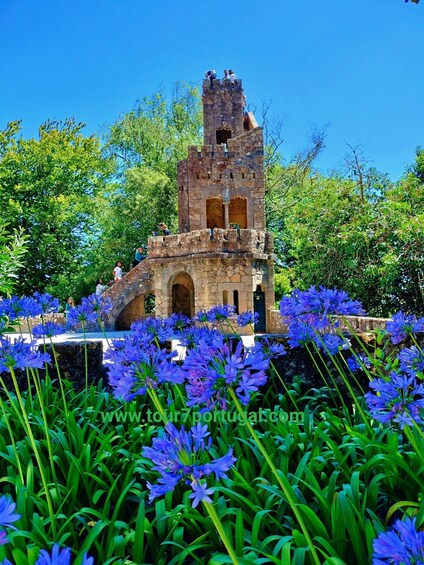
[95,278,106,295]
[113,261,123,282]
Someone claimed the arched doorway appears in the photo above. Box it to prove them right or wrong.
[171,272,195,318]
[116,293,156,330]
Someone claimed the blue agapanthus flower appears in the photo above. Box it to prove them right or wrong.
[399,346,424,377]
[0,494,20,546]
[0,337,51,373]
[177,326,223,349]
[105,339,184,401]
[143,422,236,507]
[32,322,65,338]
[84,292,113,317]
[371,516,424,564]
[237,311,259,327]
[280,286,365,330]
[365,372,424,429]
[347,353,371,373]
[168,313,192,332]
[0,296,41,320]
[131,316,175,345]
[181,335,269,410]
[195,304,236,324]
[386,312,424,345]
[33,292,60,314]
[35,543,94,565]
[66,293,112,329]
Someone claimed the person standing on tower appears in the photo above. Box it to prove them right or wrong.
[205,69,217,89]
[228,70,236,85]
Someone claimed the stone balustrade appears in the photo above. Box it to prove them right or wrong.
[148,228,274,259]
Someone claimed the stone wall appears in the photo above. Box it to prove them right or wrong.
[267,309,391,334]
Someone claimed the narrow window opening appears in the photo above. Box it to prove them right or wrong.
[230,172,234,179]
[233,290,239,314]
[216,128,232,145]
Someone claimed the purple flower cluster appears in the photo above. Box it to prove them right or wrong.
[195,304,236,324]
[176,326,222,349]
[0,495,20,546]
[399,346,424,377]
[66,293,112,329]
[32,292,60,314]
[131,317,175,345]
[33,544,94,565]
[386,312,424,344]
[280,286,365,328]
[236,311,259,327]
[0,296,41,320]
[372,516,424,564]
[365,372,424,429]
[181,335,269,410]
[346,353,371,373]
[143,422,236,507]
[279,286,363,352]
[105,338,183,401]
[0,293,59,321]
[32,322,65,339]
[0,337,51,374]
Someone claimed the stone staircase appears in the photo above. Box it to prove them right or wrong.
[102,258,154,330]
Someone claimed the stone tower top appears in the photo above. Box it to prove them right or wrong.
[202,78,245,146]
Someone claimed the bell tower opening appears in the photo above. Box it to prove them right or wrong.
[216,128,232,145]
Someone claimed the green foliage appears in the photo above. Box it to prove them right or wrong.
[0,312,423,563]
[0,223,28,297]
[93,83,203,276]
[266,153,424,316]
[0,118,112,302]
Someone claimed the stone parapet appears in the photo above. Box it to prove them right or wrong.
[267,310,391,334]
[148,229,274,259]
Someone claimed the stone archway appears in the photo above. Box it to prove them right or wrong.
[115,292,156,330]
[170,272,195,318]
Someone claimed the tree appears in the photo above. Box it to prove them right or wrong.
[0,118,112,301]
[94,83,203,275]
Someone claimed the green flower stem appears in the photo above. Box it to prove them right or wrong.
[8,367,57,536]
[202,499,240,565]
[82,324,89,391]
[404,424,424,466]
[29,367,58,489]
[0,395,24,484]
[49,338,69,422]
[147,384,168,424]
[97,316,111,348]
[228,387,321,565]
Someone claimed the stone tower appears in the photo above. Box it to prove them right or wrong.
[104,76,275,332]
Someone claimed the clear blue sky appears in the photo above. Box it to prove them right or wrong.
[1,0,423,180]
